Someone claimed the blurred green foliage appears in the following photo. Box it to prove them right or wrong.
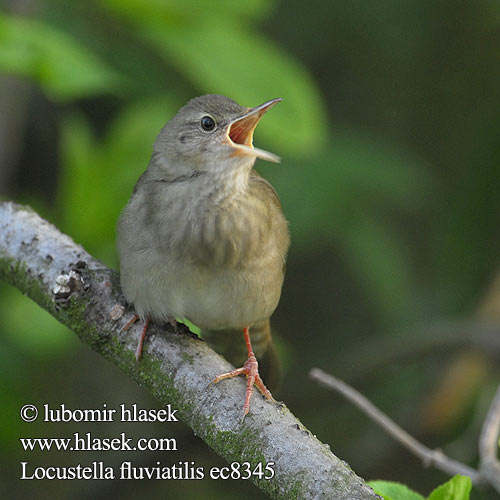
[0,15,125,99]
[0,0,431,323]
[1,0,500,499]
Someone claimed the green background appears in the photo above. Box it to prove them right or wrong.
[1,0,499,498]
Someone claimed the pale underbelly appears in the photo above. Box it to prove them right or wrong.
[169,265,280,330]
[127,257,281,330]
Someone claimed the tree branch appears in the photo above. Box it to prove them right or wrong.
[0,201,378,500]
[310,367,500,494]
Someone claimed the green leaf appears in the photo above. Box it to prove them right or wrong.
[368,480,425,500]
[58,113,99,243]
[0,14,124,100]
[427,475,472,500]
[101,0,273,23]
[154,22,327,155]
[98,3,328,156]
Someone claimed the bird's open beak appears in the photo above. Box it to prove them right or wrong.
[227,98,282,163]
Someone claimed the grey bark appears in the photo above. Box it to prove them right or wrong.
[0,201,379,500]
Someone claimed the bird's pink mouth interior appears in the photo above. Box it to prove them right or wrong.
[228,114,260,147]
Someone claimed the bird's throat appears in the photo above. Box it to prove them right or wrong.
[207,156,255,202]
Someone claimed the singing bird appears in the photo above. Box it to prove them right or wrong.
[117,94,289,418]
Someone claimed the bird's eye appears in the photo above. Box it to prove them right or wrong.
[200,115,216,132]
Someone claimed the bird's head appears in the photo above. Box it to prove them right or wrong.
[151,94,281,181]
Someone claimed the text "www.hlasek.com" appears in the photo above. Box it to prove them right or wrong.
[20,432,177,452]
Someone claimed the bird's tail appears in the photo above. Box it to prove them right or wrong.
[201,318,281,391]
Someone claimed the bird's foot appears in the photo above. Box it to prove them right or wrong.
[212,352,273,421]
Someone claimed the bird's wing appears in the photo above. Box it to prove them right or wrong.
[249,171,283,209]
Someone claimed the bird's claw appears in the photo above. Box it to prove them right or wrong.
[212,353,273,421]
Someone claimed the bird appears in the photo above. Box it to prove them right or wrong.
[117,94,289,419]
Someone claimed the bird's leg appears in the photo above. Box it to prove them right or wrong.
[134,317,151,361]
[212,326,273,420]
[122,314,151,361]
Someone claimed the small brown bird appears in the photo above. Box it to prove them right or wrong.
[117,94,289,419]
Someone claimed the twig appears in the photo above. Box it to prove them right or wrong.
[0,201,379,500]
[309,368,489,486]
[478,384,500,491]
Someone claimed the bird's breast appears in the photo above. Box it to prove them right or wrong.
[165,190,287,328]
[177,193,276,270]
